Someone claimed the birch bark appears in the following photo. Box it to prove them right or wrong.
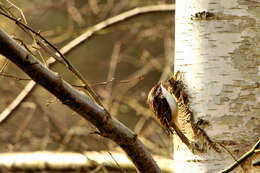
[174,0,260,172]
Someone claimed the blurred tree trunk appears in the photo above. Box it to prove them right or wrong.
[174,0,260,172]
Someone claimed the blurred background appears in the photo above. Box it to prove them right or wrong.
[0,0,174,172]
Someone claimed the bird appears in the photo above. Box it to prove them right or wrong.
[147,82,179,134]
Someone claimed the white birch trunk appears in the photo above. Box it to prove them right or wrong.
[174,0,260,172]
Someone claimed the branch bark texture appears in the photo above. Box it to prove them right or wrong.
[0,28,161,173]
[0,3,175,124]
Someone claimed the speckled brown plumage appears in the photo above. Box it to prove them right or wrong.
[147,83,177,134]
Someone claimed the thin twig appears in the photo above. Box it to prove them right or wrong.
[4,0,48,67]
[0,11,103,107]
[221,139,260,173]
[14,102,36,143]
[101,140,127,173]
[0,58,9,73]
[105,42,121,111]
[5,0,28,24]
[0,3,175,124]
[60,4,175,54]
[0,72,31,80]
[71,76,144,88]
[217,142,244,172]
[110,58,160,116]
[0,80,36,123]
[0,28,163,172]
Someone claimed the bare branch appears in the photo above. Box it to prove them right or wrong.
[61,4,175,54]
[0,11,103,107]
[221,139,260,173]
[0,3,175,124]
[0,81,36,123]
[0,27,162,173]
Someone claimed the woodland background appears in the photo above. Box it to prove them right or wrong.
[0,0,174,172]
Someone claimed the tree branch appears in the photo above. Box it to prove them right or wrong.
[221,139,260,173]
[0,28,161,173]
[0,3,175,124]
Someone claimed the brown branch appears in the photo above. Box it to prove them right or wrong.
[0,11,103,108]
[104,42,121,111]
[61,4,175,53]
[0,80,36,123]
[0,27,161,173]
[0,58,9,73]
[0,3,175,124]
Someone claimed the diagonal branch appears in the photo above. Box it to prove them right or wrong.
[221,139,260,173]
[0,10,103,107]
[0,3,175,124]
[0,27,161,173]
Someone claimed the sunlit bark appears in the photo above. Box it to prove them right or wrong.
[174,0,260,172]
